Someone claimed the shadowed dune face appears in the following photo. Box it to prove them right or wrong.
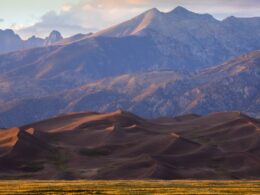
[0,110,259,180]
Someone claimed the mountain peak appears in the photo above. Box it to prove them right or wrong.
[48,30,63,39]
[171,6,190,14]
[45,30,63,46]
[169,6,215,21]
[166,6,198,19]
[146,8,160,14]
[0,29,16,36]
[142,7,161,18]
[0,29,22,43]
[223,16,237,22]
[27,35,37,40]
[168,6,194,16]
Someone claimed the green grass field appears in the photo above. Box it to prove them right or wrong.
[0,180,259,194]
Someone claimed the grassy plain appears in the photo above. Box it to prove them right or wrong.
[0,180,259,194]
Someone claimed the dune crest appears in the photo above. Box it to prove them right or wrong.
[0,110,259,179]
[0,128,20,156]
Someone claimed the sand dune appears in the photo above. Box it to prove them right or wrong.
[0,128,19,157]
[0,110,259,179]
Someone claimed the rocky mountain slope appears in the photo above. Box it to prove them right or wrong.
[0,50,258,127]
[95,6,260,71]
[0,7,259,127]
[0,110,259,179]
[0,7,259,78]
[55,50,260,118]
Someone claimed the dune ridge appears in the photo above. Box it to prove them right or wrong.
[0,110,259,179]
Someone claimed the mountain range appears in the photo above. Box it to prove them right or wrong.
[0,6,259,127]
[0,30,65,54]
[1,50,259,127]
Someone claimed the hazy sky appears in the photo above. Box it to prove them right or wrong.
[0,0,259,39]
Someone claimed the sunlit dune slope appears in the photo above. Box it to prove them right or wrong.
[0,110,259,179]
